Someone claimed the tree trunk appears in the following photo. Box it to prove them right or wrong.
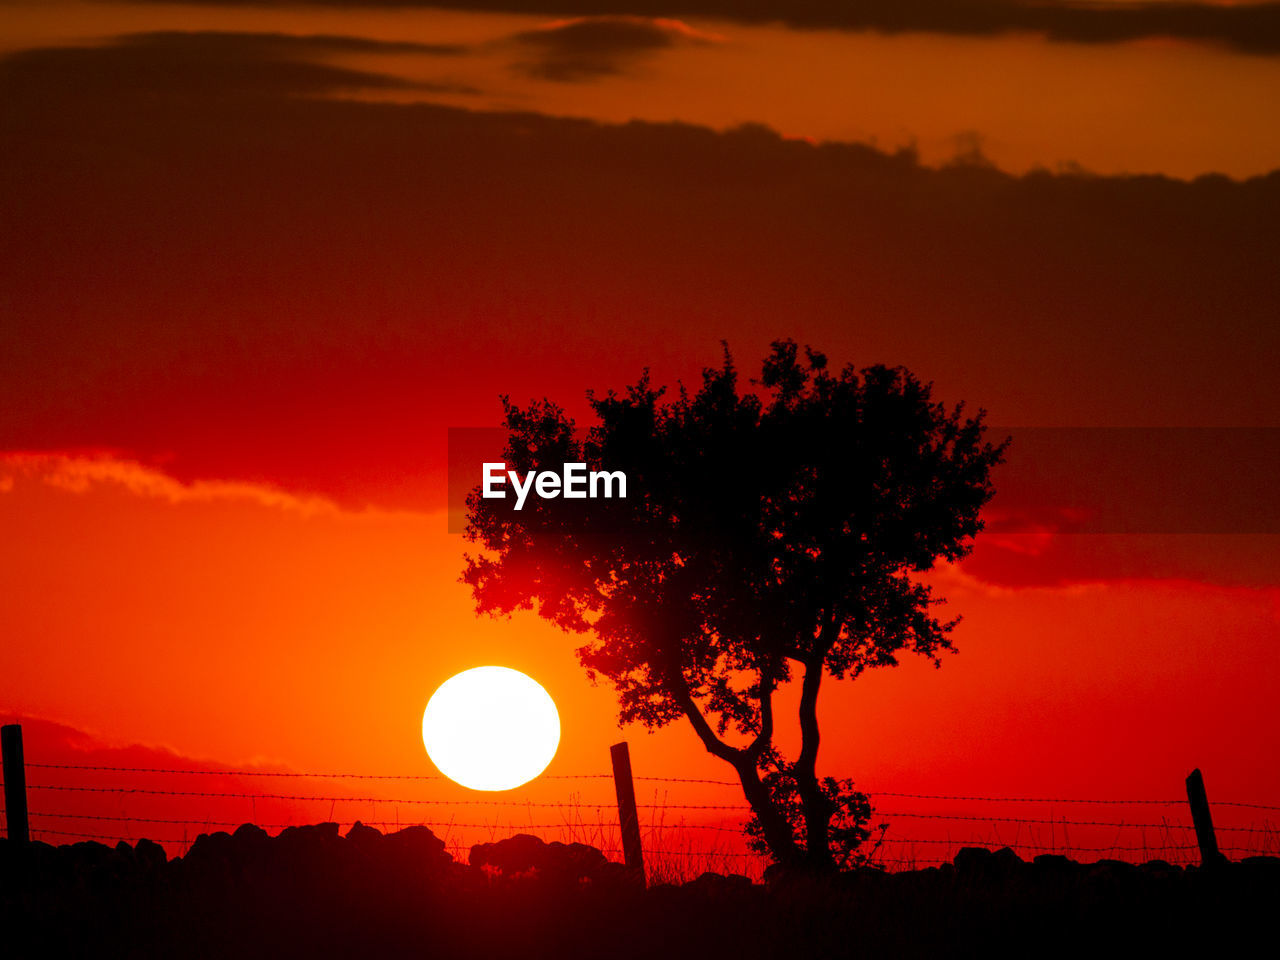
[795,656,835,873]
[734,759,803,867]
[665,662,802,867]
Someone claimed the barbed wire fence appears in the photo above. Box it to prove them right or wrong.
[3,750,1279,881]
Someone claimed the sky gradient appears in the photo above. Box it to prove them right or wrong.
[2,0,1277,869]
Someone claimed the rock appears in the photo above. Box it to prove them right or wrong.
[274,822,343,858]
[384,825,447,861]
[182,831,240,883]
[470,832,546,873]
[345,821,384,847]
[587,859,636,888]
[380,825,453,881]
[134,837,167,870]
[685,871,755,897]
[1140,859,1180,878]
[1086,858,1137,882]
[953,846,995,875]
[186,830,235,863]
[469,833,606,883]
[992,847,1024,875]
[1237,856,1280,883]
[1032,854,1075,874]
[232,823,270,844]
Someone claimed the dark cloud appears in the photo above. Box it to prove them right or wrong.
[958,427,1280,586]
[960,532,1280,589]
[0,714,379,854]
[443,426,1280,586]
[0,31,472,100]
[74,0,1280,57]
[1,35,1278,537]
[986,429,1280,536]
[128,30,470,57]
[509,16,719,81]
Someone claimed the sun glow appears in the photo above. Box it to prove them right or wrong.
[421,666,561,791]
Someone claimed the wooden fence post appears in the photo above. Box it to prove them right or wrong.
[2,723,30,844]
[610,741,645,886]
[1185,767,1225,867]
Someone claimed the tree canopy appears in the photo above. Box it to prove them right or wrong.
[463,340,1008,871]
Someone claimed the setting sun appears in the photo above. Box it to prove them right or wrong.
[421,666,560,791]
[3,0,1279,951]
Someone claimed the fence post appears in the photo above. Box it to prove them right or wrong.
[2,724,30,844]
[610,741,645,886]
[1185,768,1225,867]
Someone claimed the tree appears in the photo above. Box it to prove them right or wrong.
[462,340,1008,872]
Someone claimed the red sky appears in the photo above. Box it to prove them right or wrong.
[2,0,1278,872]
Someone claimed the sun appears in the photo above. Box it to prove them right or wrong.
[421,666,561,791]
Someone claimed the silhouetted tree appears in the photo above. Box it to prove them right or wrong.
[463,341,1007,872]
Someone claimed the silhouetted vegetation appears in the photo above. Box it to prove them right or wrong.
[3,826,1277,958]
[464,342,1007,871]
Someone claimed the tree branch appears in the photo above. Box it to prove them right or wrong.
[794,607,839,869]
[665,663,743,766]
[745,663,775,763]
[797,607,838,775]
[667,657,799,864]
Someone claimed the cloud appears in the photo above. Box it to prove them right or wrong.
[0,714,404,852]
[0,453,341,515]
[0,30,473,100]
[1,32,1278,547]
[985,428,1280,536]
[75,0,1280,57]
[0,713,287,773]
[186,31,469,57]
[509,16,722,81]
[957,533,1280,590]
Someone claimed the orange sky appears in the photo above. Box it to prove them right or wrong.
[5,2,1280,177]
[3,452,1277,868]
[2,0,1278,871]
